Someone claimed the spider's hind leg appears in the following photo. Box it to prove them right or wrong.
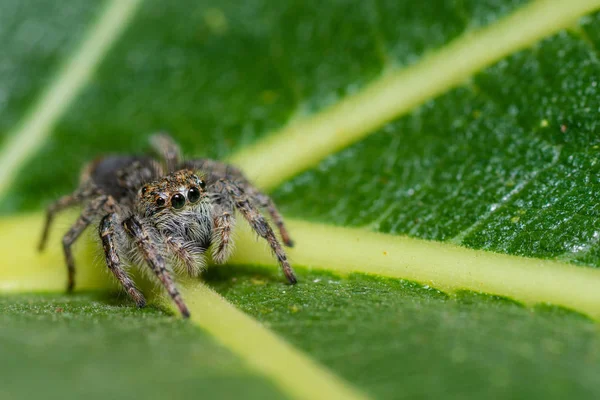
[61,195,108,292]
[150,133,181,173]
[39,187,93,251]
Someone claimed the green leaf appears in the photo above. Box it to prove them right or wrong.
[2,1,600,399]
[0,292,287,400]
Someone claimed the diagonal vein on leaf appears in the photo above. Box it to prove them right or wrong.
[0,0,143,198]
[157,282,372,400]
[230,0,600,189]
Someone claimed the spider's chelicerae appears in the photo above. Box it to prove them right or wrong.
[38,134,297,317]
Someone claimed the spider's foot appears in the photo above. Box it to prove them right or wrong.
[130,290,147,308]
[284,269,298,285]
[176,299,191,319]
[279,229,294,248]
[180,306,191,319]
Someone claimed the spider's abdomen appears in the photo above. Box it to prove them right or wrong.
[85,156,157,200]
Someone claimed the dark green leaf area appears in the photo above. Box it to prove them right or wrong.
[0,0,103,147]
[274,28,600,264]
[1,0,525,213]
[0,292,286,400]
[206,265,600,400]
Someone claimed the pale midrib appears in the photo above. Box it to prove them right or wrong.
[229,0,600,189]
[6,210,600,324]
[158,282,371,400]
[0,0,143,197]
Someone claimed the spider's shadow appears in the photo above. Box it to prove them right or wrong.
[91,264,286,315]
[202,264,284,285]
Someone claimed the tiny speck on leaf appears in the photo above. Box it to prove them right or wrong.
[561,124,568,133]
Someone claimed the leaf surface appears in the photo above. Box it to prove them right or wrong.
[1,1,600,399]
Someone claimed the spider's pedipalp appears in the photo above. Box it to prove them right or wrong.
[165,234,205,277]
[211,204,235,263]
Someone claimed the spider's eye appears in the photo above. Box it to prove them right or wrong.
[171,193,186,209]
[156,197,166,207]
[141,186,148,195]
[188,187,201,203]
[198,180,206,190]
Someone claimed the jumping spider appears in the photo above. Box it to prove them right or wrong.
[38,134,297,317]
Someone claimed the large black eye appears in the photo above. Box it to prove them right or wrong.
[188,187,201,203]
[156,197,166,207]
[141,186,148,195]
[198,180,206,190]
[171,193,186,209]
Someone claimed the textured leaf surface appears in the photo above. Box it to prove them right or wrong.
[1,1,600,399]
[207,266,600,400]
[0,293,285,400]
[273,26,600,264]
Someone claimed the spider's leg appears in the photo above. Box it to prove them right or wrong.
[123,216,190,318]
[61,195,107,292]
[165,234,202,277]
[150,132,181,173]
[185,159,294,246]
[211,202,235,263]
[248,190,294,247]
[99,213,146,307]
[39,189,88,251]
[218,179,297,284]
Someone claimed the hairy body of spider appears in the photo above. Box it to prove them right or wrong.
[38,134,296,318]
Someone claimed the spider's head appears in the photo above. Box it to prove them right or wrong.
[137,169,208,217]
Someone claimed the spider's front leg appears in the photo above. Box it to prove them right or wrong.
[217,179,297,284]
[99,213,146,308]
[123,216,190,318]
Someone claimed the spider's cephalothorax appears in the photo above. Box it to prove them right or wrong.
[38,134,297,318]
